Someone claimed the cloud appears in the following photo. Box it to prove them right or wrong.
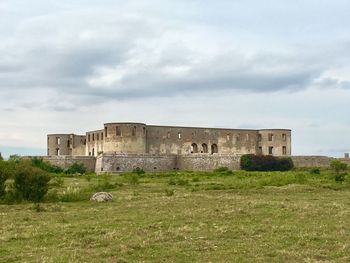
[1,0,350,157]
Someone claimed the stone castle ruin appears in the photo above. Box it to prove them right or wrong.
[46,122,292,173]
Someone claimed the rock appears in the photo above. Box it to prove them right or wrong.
[90,192,113,202]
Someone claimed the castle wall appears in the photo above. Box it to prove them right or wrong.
[146,126,261,155]
[177,154,241,171]
[47,123,292,158]
[43,156,96,172]
[96,153,176,173]
[34,154,349,174]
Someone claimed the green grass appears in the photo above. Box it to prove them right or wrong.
[1,170,350,262]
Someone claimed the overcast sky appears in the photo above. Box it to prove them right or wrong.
[1,0,350,158]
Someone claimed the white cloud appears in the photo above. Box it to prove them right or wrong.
[0,0,350,157]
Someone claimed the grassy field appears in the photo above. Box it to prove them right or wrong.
[1,169,350,262]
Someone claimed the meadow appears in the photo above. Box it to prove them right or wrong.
[1,169,350,262]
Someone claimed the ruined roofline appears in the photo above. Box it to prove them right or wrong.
[147,125,291,132]
[47,133,85,136]
[102,122,291,132]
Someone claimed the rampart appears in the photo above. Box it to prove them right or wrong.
[30,154,350,174]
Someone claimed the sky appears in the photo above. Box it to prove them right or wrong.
[1,0,350,158]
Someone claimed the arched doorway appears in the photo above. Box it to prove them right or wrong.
[202,143,208,153]
[211,144,218,154]
[191,143,198,153]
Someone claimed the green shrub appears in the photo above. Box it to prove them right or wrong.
[65,162,87,175]
[330,160,347,175]
[240,154,294,171]
[31,157,63,173]
[132,167,145,175]
[0,160,15,198]
[13,163,51,202]
[335,173,346,183]
[310,168,321,175]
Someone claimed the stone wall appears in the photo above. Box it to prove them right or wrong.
[43,156,96,172]
[26,154,350,174]
[96,154,177,173]
[177,154,241,171]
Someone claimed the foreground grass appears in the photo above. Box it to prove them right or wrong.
[1,170,350,262]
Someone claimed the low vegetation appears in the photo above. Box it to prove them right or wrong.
[240,154,294,171]
[0,157,350,262]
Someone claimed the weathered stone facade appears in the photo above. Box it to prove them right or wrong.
[48,122,292,157]
[47,122,292,173]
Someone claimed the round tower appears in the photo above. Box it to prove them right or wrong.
[103,123,147,154]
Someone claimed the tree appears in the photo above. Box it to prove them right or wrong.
[330,160,348,175]
[0,152,3,161]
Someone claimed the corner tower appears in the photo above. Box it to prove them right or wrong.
[103,122,147,154]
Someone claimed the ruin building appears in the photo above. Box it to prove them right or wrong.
[47,122,291,157]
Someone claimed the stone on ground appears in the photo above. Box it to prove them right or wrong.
[90,192,113,202]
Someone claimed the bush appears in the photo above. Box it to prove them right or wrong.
[330,160,347,175]
[13,163,51,202]
[240,154,294,171]
[335,173,346,182]
[310,168,321,175]
[0,160,15,199]
[65,162,86,175]
[0,152,3,161]
[132,167,145,175]
[31,157,63,173]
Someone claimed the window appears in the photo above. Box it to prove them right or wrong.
[92,148,95,156]
[258,134,262,141]
[211,144,218,154]
[167,132,171,139]
[88,134,90,142]
[105,127,108,137]
[101,133,103,140]
[143,127,146,135]
[132,126,136,136]
[97,133,99,140]
[282,146,287,155]
[191,143,198,153]
[67,140,71,147]
[282,134,287,141]
[56,148,60,156]
[258,146,263,154]
[178,132,182,139]
[202,143,208,153]
[92,134,95,141]
[116,126,121,136]
[56,137,60,145]
[226,134,230,141]
[268,133,274,141]
[268,146,273,155]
